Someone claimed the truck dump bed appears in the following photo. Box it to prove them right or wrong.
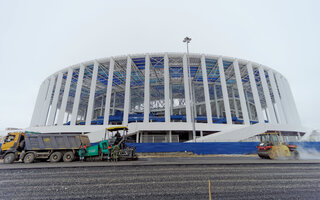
[25,133,90,150]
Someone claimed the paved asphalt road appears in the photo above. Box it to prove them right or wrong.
[1,157,320,200]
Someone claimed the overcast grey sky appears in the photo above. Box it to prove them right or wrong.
[0,0,319,131]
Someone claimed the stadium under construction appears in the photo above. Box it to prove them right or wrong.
[26,53,305,143]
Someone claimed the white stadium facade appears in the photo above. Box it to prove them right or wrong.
[27,53,305,143]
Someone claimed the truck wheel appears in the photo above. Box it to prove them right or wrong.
[4,153,15,164]
[49,152,62,162]
[63,152,74,162]
[23,153,35,164]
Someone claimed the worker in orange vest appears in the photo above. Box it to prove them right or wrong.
[107,145,112,161]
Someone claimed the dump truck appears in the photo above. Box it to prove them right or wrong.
[257,132,299,159]
[80,126,138,161]
[0,131,90,164]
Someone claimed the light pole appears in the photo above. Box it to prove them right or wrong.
[183,37,196,142]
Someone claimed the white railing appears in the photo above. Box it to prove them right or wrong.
[141,135,179,143]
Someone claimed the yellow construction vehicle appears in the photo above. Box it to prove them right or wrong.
[0,132,24,163]
[257,132,299,160]
[0,131,90,164]
[79,126,137,161]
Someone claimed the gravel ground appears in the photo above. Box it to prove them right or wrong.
[0,162,320,199]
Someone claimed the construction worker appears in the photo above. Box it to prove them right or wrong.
[114,131,122,145]
[107,145,112,161]
[111,145,120,162]
[79,144,87,161]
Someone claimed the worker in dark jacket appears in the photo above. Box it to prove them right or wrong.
[79,145,87,161]
[114,131,122,145]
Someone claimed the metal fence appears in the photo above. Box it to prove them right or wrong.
[140,135,179,143]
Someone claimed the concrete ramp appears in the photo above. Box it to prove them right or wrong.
[196,123,268,142]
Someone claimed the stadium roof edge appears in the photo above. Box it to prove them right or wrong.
[42,52,285,84]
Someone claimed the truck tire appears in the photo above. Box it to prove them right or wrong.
[4,153,15,164]
[63,152,74,162]
[49,152,62,162]
[23,153,35,164]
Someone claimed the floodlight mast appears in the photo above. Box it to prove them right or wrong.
[183,37,196,142]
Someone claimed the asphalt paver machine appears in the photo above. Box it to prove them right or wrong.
[81,126,137,161]
[106,126,138,161]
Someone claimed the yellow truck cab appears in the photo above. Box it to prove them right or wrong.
[0,132,25,164]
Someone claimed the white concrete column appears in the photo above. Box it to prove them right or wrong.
[191,82,197,118]
[245,90,252,121]
[233,60,250,125]
[71,64,85,125]
[259,66,276,124]
[169,131,172,143]
[247,63,264,123]
[57,68,73,126]
[278,77,290,120]
[47,72,63,125]
[201,55,213,124]
[39,77,56,126]
[214,85,220,117]
[144,54,150,123]
[183,54,192,123]
[85,61,99,125]
[66,112,70,122]
[123,57,132,125]
[136,132,140,143]
[268,70,286,124]
[34,81,49,126]
[30,81,48,126]
[274,74,290,124]
[36,81,51,126]
[218,57,232,124]
[164,54,170,123]
[30,81,48,127]
[104,58,115,125]
[276,76,296,125]
[169,84,173,115]
[283,79,301,125]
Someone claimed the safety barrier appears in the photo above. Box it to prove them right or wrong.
[0,142,318,155]
[127,142,320,155]
[127,142,259,154]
